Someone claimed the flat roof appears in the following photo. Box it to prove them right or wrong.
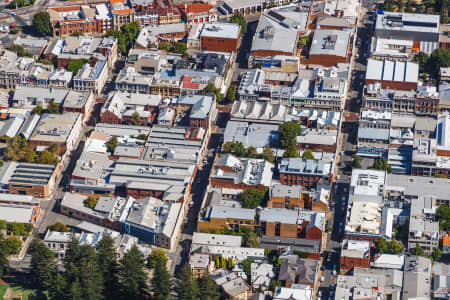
[30,113,81,144]
[0,204,35,223]
[201,22,241,39]
[208,205,255,220]
[310,29,350,58]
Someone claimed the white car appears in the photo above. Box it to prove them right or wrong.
[10,12,16,16]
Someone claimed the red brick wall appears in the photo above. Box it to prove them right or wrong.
[101,110,122,124]
[305,226,322,240]
[298,143,336,153]
[250,49,295,58]
[210,178,267,191]
[305,54,348,67]
[190,118,208,128]
[365,79,417,91]
[279,173,321,188]
[201,36,240,52]
[340,256,370,271]
[126,188,165,199]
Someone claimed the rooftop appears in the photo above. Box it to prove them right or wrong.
[200,22,241,39]
[310,29,350,58]
[30,113,81,144]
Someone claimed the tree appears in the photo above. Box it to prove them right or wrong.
[199,273,220,300]
[220,256,226,269]
[2,236,22,255]
[269,279,282,292]
[231,141,246,156]
[212,254,220,269]
[202,83,223,102]
[37,150,58,165]
[222,141,233,153]
[0,220,6,231]
[231,14,247,34]
[283,145,299,158]
[84,195,98,209]
[414,52,429,73]
[175,264,200,300]
[152,258,173,300]
[302,149,315,160]
[433,247,442,261]
[106,136,118,153]
[37,59,53,65]
[246,146,259,158]
[148,248,168,269]
[29,239,57,290]
[278,121,301,149]
[227,85,237,102]
[425,48,450,80]
[32,104,44,115]
[106,21,140,55]
[352,154,362,169]
[131,112,141,126]
[242,228,260,248]
[137,134,148,141]
[8,45,33,57]
[262,146,274,163]
[226,257,234,269]
[241,189,267,209]
[120,245,148,300]
[437,205,450,231]
[171,42,188,55]
[4,135,37,163]
[412,244,425,256]
[372,157,392,173]
[158,42,170,51]
[47,101,60,114]
[70,31,83,37]
[298,36,310,47]
[0,246,9,278]
[47,222,69,232]
[33,12,52,36]
[8,222,26,236]
[67,59,89,75]
[240,259,254,280]
[96,234,119,299]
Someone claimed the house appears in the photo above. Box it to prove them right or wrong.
[278,256,318,289]
[251,262,275,291]
[211,269,250,300]
[48,5,98,37]
[372,254,405,270]
[223,121,279,150]
[200,22,242,52]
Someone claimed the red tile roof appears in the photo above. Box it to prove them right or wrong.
[178,3,215,14]
[181,76,200,90]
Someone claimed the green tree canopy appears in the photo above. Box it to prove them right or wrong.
[8,45,33,57]
[278,121,301,149]
[433,247,442,261]
[33,12,52,36]
[241,258,254,280]
[131,112,141,125]
[241,188,267,209]
[28,239,57,290]
[106,136,118,153]
[84,195,98,209]
[437,205,450,231]
[302,149,315,160]
[0,220,6,230]
[47,101,60,114]
[96,234,119,299]
[411,243,425,256]
[262,146,275,163]
[152,256,173,300]
[414,52,430,73]
[246,146,259,158]
[202,83,223,102]
[283,145,299,158]
[199,273,220,300]
[67,59,89,75]
[227,84,237,102]
[2,236,22,255]
[375,237,404,254]
[352,154,362,169]
[148,248,168,268]
[175,264,200,300]
[32,104,44,115]
[47,222,69,232]
[231,14,247,34]
[372,157,392,173]
[120,244,148,300]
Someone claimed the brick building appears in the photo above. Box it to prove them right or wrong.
[200,23,242,53]
[197,205,256,232]
[365,59,419,91]
[153,0,181,25]
[178,3,217,24]
[340,240,371,271]
[306,29,351,67]
[279,158,332,188]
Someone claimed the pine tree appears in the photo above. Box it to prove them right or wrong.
[96,234,119,299]
[152,262,173,300]
[119,244,148,300]
[199,273,220,300]
[174,264,200,300]
[28,239,57,290]
[48,273,66,300]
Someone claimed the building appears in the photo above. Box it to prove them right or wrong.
[62,90,95,120]
[0,162,59,198]
[279,158,332,188]
[345,200,382,241]
[48,69,73,88]
[12,86,69,109]
[122,196,183,250]
[402,256,432,300]
[73,61,108,94]
[259,208,325,240]
[251,262,275,291]
[29,113,83,157]
[200,22,241,52]
[306,29,350,67]
[189,253,214,278]
[297,128,338,153]
[365,59,419,91]
[153,0,181,25]
[0,195,40,226]
[110,0,136,30]
[60,193,130,230]
[349,169,385,204]
[191,232,242,250]
[357,109,391,158]
[210,155,273,191]
[48,5,98,37]
[335,267,403,300]
[197,205,256,232]
[177,94,216,129]
[135,24,187,49]
[372,254,405,270]
[375,12,440,54]
[278,256,318,289]
[274,286,313,300]
[178,3,217,24]
[223,0,264,15]
[101,91,161,125]
[268,184,304,209]
[211,269,251,300]
[408,196,439,254]
[340,240,370,271]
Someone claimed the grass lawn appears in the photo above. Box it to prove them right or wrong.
[0,285,8,299]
